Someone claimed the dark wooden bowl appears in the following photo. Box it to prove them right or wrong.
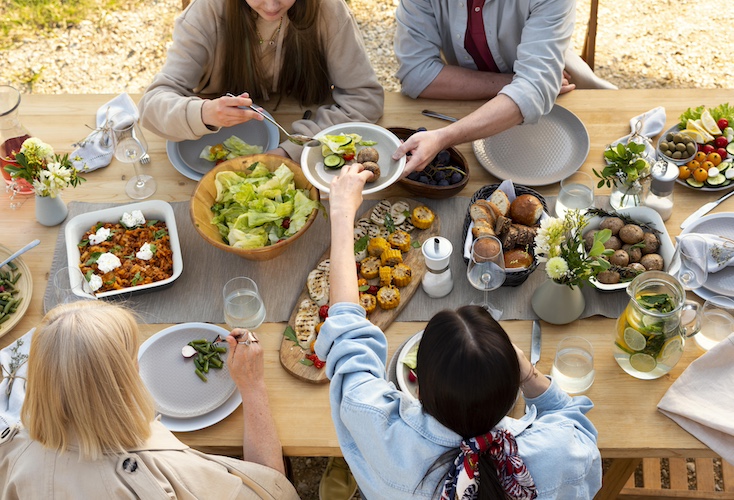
[390,127,469,199]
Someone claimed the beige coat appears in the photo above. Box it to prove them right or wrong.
[0,421,300,499]
[138,0,384,159]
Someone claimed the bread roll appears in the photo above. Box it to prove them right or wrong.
[509,194,543,226]
[472,236,501,261]
[504,248,533,269]
[489,190,510,216]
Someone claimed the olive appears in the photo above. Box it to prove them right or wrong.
[676,143,687,152]
[686,143,696,155]
[673,133,683,142]
[666,132,674,141]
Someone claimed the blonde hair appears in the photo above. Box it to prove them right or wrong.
[21,301,156,460]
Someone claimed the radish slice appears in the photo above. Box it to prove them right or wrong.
[181,345,197,358]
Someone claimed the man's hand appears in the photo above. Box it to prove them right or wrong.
[392,129,446,174]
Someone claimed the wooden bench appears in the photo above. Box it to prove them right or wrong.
[618,458,734,499]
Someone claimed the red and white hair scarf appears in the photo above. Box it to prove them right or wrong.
[440,428,537,500]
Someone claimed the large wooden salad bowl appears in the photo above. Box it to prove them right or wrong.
[190,154,320,261]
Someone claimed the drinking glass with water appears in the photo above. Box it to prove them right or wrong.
[555,171,595,219]
[551,336,595,394]
[223,277,266,330]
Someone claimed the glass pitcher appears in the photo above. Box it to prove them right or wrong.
[614,271,701,380]
[1,85,33,191]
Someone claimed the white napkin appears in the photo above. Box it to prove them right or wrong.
[0,328,34,429]
[610,107,667,156]
[71,93,140,173]
[676,234,734,273]
[657,332,734,464]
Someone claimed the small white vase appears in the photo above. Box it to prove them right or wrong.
[531,279,585,325]
[35,193,68,226]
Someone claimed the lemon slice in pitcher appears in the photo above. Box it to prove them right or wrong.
[624,328,647,351]
[629,353,657,373]
[657,337,682,361]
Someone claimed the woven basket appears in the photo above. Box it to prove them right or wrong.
[461,184,549,287]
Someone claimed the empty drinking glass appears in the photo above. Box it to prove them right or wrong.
[49,267,96,313]
[695,296,734,351]
[466,235,506,319]
[551,336,595,394]
[555,171,595,219]
[111,112,156,199]
[223,277,266,330]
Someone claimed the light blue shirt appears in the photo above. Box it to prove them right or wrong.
[394,0,575,123]
[316,302,602,499]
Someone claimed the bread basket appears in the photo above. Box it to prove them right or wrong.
[461,184,548,287]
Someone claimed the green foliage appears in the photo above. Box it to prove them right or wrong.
[594,141,649,189]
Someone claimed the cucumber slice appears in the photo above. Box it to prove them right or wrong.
[727,142,734,155]
[324,154,343,169]
[331,135,353,147]
[686,178,704,188]
[718,161,731,173]
[337,156,346,168]
[706,174,728,186]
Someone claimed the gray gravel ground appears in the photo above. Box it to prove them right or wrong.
[1,0,730,497]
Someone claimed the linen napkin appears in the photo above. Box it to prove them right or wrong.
[70,93,140,173]
[0,328,34,428]
[676,234,734,273]
[657,332,734,464]
[610,106,666,155]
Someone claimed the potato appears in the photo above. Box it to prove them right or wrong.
[640,232,660,254]
[603,235,622,251]
[619,224,644,244]
[610,249,630,267]
[597,270,621,284]
[622,244,642,263]
[640,253,664,271]
[599,217,624,235]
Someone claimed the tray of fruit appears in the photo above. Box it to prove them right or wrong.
[672,104,734,191]
[279,197,440,383]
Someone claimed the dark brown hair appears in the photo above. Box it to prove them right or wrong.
[223,0,330,105]
[418,306,521,499]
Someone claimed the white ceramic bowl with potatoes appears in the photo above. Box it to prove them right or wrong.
[585,206,674,292]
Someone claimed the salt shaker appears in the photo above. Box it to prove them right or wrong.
[643,160,678,221]
[421,237,453,298]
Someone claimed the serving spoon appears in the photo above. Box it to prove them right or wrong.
[0,239,40,269]
[226,93,319,146]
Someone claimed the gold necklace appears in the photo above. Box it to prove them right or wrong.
[256,17,283,46]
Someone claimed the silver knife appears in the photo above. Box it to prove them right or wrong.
[530,320,541,368]
[421,109,458,123]
[680,188,734,229]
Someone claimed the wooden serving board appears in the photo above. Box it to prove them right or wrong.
[279,197,440,383]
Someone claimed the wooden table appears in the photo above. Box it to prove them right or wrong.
[2,90,733,499]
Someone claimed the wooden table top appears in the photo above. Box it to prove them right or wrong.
[2,89,733,459]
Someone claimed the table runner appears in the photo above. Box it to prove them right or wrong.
[45,196,628,324]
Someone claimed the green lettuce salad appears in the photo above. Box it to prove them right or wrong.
[319,133,377,158]
[210,162,321,249]
[679,103,734,129]
[200,136,263,163]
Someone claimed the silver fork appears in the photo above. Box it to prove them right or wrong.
[139,152,151,165]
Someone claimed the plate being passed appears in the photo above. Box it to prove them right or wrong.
[680,212,734,297]
[395,330,423,401]
[138,323,240,421]
[300,122,405,195]
[166,112,279,180]
[472,105,589,186]
[0,244,33,339]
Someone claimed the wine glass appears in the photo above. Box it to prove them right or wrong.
[223,277,266,330]
[466,235,506,319]
[111,112,156,199]
[672,233,709,290]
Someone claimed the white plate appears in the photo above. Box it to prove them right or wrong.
[680,212,734,297]
[395,330,422,401]
[587,206,675,292]
[64,200,183,299]
[138,323,242,431]
[472,105,589,186]
[300,122,406,194]
[166,113,279,180]
[0,244,33,339]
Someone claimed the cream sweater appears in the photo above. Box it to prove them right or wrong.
[139,0,384,158]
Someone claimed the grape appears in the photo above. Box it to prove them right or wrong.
[417,127,427,132]
[438,179,450,186]
[450,172,463,184]
[407,171,420,181]
[418,175,429,183]
[434,171,445,181]
[435,151,450,165]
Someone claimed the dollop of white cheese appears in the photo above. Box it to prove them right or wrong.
[89,226,111,245]
[121,210,146,228]
[97,253,122,273]
[136,242,154,261]
[88,274,103,292]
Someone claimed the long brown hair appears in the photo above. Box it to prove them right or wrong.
[418,306,521,499]
[223,0,330,105]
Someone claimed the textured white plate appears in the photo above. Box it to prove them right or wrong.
[680,212,734,297]
[300,122,406,194]
[166,111,279,179]
[472,105,589,186]
[587,206,675,292]
[64,200,183,298]
[0,244,32,339]
[138,323,238,419]
[395,330,422,401]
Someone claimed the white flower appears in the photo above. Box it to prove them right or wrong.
[546,256,569,280]
[21,137,54,161]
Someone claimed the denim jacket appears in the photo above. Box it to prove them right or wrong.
[316,303,602,499]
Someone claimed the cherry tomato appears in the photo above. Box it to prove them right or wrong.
[281,217,291,229]
[678,165,692,180]
[319,305,329,320]
[717,148,728,160]
[698,143,705,152]
[718,118,729,130]
[714,136,729,149]
[693,167,709,182]
[367,285,379,295]
[305,353,325,369]
[686,159,700,170]
[703,144,716,154]
[707,152,722,166]
[695,151,707,163]
[701,160,715,171]
[343,152,355,161]
[408,369,418,383]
